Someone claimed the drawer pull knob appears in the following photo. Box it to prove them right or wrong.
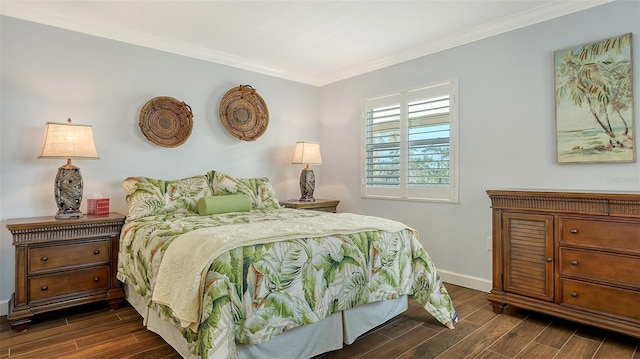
[546,257,553,262]
[571,292,578,297]
[41,285,48,291]
[41,256,48,262]
[94,277,100,282]
[570,228,578,234]
[570,260,578,266]
[93,250,101,255]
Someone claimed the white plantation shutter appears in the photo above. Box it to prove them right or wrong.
[362,80,458,202]
[365,103,401,187]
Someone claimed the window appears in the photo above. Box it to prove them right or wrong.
[362,80,458,202]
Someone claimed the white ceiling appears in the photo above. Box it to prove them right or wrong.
[1,0,613,86]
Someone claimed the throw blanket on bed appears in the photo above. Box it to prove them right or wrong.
[152,212,410,331]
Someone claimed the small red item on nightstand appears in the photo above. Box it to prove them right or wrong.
[87,198,109,215]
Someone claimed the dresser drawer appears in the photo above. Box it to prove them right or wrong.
[28,239,110,274]
[29,266,110,301]
[562,279,640,321]
[560,218,640,253]
[560,248,640,286]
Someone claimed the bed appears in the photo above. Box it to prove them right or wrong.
[116,171,458,359]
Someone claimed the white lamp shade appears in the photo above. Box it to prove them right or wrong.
[292,142,322,165]
[38,121,100,159]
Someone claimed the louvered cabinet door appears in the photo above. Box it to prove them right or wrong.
[502,212,554,301]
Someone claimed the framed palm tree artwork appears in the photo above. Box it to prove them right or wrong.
[554,33,635,163]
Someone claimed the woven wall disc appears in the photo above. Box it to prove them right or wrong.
[219,85,269,141]
[139,96,193,147]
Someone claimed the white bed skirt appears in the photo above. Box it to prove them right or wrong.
[124,284,407,359]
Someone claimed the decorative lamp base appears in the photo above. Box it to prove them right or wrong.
[54,164,84,219]
[55,211,83,219]
[299,166,316,202]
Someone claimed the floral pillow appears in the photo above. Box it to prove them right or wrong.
[123,174,213,220]
[208,170,281,210]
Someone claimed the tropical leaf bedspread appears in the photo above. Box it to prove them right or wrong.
[117,208,457,358]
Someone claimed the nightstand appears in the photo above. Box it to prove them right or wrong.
[6,212,126,331]
[280,199,340,212]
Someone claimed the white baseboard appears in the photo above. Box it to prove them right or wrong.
[438,269,492,293]
[0,299,8,316]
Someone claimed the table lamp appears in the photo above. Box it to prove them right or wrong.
[38,118,100,219]
[292,141,322,202]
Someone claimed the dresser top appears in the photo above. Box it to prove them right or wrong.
[487,189,640,198]
[487,190,640,218]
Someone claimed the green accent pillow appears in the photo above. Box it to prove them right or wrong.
[197,195,252,215]
[123,174,213,220]
[208,171,281,210]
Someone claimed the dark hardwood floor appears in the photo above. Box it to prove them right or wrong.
[1,284,638,358]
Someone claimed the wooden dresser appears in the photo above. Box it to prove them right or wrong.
[486,190,640,338]
[6,213,126,331]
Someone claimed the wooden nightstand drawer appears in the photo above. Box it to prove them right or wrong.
[29,266,111,301]
[561,279,640,321]
[28,239,110,274]
[561,217,640,253]
[560,248,640,286]
[302,205,336,212]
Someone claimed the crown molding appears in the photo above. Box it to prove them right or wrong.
[318,0,615,86]
[0,1,615,87]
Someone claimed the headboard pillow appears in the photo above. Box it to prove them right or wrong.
[123,174,213,220]
[197,194,252,215]
[208,171,281,210]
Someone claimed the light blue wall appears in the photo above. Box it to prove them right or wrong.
[319,0,640,289]
[1,1,639,311]
[0,16,321,306]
